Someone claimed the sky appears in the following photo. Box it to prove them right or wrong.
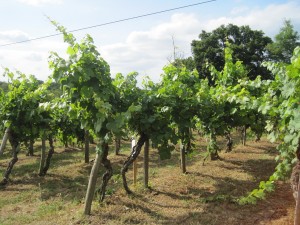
[0,0,300,83]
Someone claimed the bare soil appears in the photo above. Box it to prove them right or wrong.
[0,136,295,225]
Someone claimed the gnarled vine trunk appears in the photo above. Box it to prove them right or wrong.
[115,137,121,155]
[26,139,35,156]
[255,134,261,142]
[121,133,148,194]
[98,142,112,202]
[203,132,220,165]
[1,134,19,185]
[241,125,248,146]
[209,132,220,161]
[210,151,220,160]
[225,132,233,152]
[291,139,300,225]
[39,136,54,176]
[179,128,191,173]
[292,166,300,225]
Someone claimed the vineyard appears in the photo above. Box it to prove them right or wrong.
[0,21,299,225]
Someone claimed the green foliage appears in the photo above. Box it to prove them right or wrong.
[126,83,177,159]
[0,81,9,93]
[111,72,141,138]
[156,64,200,158]
[0,69,52,143]
[267,19,300,63]
[172,57,195,71]
[239,46,300,204]
[199,194,233,203]
[197,44,260,159]
[238,180,275,205]
[49,21,120,141]
[40,99,85,146]
[191,23,273,84]
[205,132,220,160]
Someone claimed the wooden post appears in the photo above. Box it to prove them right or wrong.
[144,139,149,188]
[0,127,11,156]
[84,152,101,215]
[39,138,46,175]
[242,126,247,146]
[295,177,300,225]
[132,139,137,185]
[180,143,186,174]
[84,130,89,163]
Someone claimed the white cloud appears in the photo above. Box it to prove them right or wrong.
[230,6,249,15]
[101,13,202,82]
[203,1,300,37]
[0,30,30,44]
[18,0,63,6]
[25,52,43,61]
[0,49,48,81]
[0,38,67,81]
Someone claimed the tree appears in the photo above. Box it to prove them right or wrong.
[172,57,195,71]
[191,24,273,84]
[0,81,8,93]
[267,19,300,63]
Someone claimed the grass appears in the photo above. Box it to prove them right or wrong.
[0,135,295,225]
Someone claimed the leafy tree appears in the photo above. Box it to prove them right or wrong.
[267,19,300,63]
[48,82,62,98]
[191,24,273,84]
[172,57,195,71]
[0,81,8,93]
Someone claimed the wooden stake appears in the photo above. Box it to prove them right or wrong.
[132,139,137,185]
[144,139,149,188]
[295,177,300,225]
[0,127,10,156]
[180,143,186,174]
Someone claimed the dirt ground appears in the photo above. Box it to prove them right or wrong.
[0,136,296,225]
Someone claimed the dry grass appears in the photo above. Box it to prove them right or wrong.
[0,135,295,225]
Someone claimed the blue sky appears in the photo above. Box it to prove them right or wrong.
[0,0,299,82]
